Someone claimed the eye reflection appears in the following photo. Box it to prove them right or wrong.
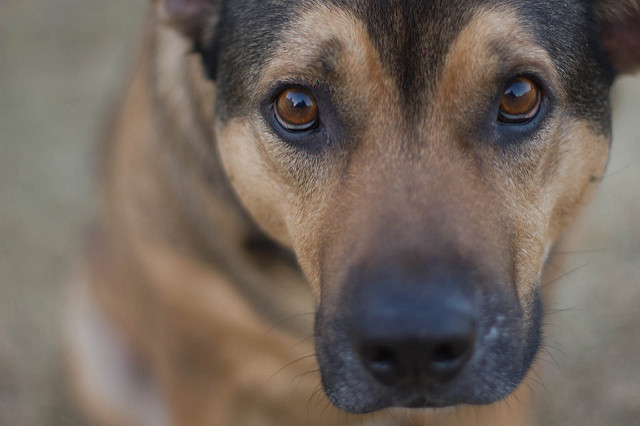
[274,87,319,131]
[498,77,541,124]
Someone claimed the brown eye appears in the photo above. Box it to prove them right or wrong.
[498,77,541,124]
[274,87,318,131]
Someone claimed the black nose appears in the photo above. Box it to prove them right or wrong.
[347,281,477,387]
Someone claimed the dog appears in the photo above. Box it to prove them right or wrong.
[67,0,640,424]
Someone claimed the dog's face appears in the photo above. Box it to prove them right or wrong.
[159,0,639,414]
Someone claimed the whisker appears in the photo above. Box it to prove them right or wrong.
[544,306,584,318]
[527,365,545,389]
[293,333,315,349]
[263,311,314,336]
[541,263,589,289]
[320,398,335,418]
[519,371,539,398]
[538,345,561,370]
[291,368,320,386]
[307,383,327,421]
[541,343,564,356]
[550,246,615,255]
[269,353,316,381]
[307,384,323,424]
[597,156,639,180]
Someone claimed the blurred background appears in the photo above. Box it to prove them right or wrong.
[1,1,639,424]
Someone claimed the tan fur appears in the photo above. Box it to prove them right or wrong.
[70,3,615,425]
[218,4,400,296]
[430,6,608,301]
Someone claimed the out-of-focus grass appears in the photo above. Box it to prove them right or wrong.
[0,1,639,425]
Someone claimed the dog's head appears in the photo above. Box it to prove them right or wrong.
[156,0,640,414]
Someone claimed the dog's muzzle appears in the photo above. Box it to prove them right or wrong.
[314,264,541,414]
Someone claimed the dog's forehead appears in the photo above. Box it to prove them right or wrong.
[342,0,476,102]
[216,0,611,128]
[218,0,476,97]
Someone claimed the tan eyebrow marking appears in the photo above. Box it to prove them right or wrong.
[256,3,397,114]
[432,6,561,121]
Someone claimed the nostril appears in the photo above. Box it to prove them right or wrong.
[359,337,473,387]
[361,345,405,386]
[367,345,397,365]
[426,339,474,381]
[430,341,465,364]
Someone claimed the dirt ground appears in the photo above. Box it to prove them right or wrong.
[1,1,639,425]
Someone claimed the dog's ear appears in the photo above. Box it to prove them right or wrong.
[153,0,221,40]
[595,0,640,73]
[153,0,221,79]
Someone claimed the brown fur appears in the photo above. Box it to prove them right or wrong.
[431,7,609,300]
[68,24,532,423]
[69,1,635,425]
